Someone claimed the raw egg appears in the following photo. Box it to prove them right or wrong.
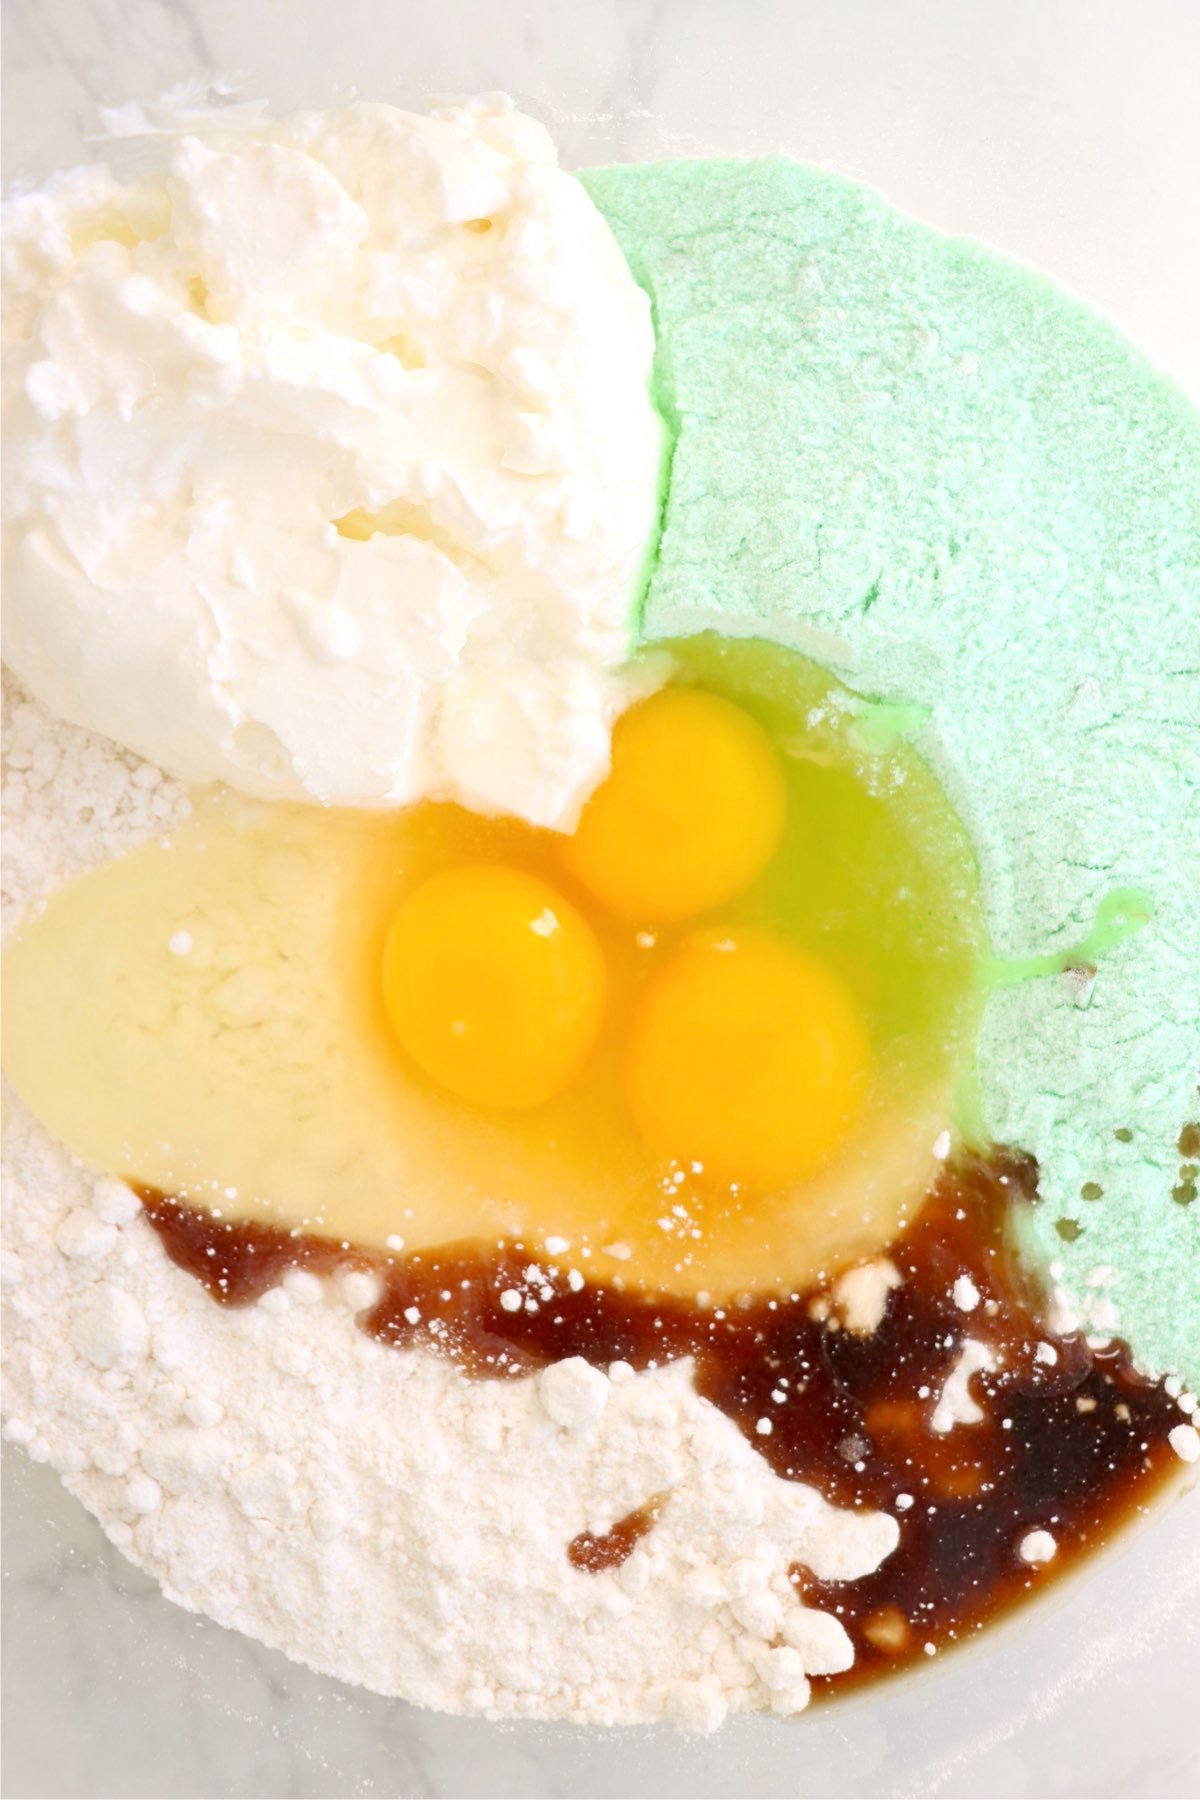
[561,685,787,922]
[382,864,607,1110]
[1,635,989,1297]
[624,928,871,1189]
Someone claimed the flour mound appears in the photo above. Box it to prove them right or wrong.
[1,677,897,1728]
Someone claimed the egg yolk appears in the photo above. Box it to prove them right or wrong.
[382,864,607,1109]
[561,686,787,922]
[624,928,871,1189]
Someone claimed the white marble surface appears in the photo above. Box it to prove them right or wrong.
[4,1,1200,1794]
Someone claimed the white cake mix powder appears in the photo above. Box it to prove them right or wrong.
[0,672,898,1729]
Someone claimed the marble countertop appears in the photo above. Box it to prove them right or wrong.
[4,2,1199,1794]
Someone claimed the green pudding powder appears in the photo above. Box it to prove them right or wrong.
[583,156,1200,1380]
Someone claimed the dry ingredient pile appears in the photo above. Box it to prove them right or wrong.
[4,95,1200,1736]
[2,675,901,1730]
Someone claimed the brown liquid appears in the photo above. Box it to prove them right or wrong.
[568,1497,665,1573]
[138,1149,1184,1695]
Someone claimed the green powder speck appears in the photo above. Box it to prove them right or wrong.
[583,157,1200,1381]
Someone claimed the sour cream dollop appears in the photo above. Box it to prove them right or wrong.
[1,96,665,827]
